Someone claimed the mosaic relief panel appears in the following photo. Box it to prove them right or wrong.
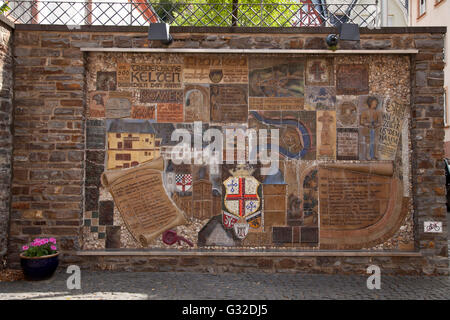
[317,110,336,160]
[183,55,248,84]
[305,58,334,86]
[97,71,117,91]
[336,64,369,95]
[210,84,248,123]
[249,58,305,110]
[83,53,412,251]
[358,95,384,161]
[336,96,358,128]
[248,111,316,160]
[116,60,182,89]
[337,128,359,160]
[184,84,210,122]
[106,119,163,170]
[305,86,336,111]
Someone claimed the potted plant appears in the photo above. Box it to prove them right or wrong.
[20,238,59,281]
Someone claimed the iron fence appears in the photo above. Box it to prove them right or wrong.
[4,1,380,28]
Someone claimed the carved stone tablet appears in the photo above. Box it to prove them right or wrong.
[117,62,182,89]
[210,84,248,123]
[140,89,183,104]
[336,98,358,127]
[318,163,407,250]
[317,110,336,160]
[304,87,336,111]
[184,84,210,122]
[105,97,131,118]
[336,64,369,95]
[131,105,156,119]
[377,99,406,160]
[97,71,117,91]
[157,103,183,123]
[249,58,305,110]
[306,58,333,86]
[89,91,106,118]
[337,128,359,160]
[183,55,248,84]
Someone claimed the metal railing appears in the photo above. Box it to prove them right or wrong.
[5,0,380,28]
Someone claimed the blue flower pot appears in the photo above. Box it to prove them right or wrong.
[20,252,59,281]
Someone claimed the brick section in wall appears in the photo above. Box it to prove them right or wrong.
[61,254,427,275]
[6,28,448,275]
[0,21,13,268]
[411,34,449,275]
[8,31,86,267]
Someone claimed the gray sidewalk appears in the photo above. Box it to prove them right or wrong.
[0,270,449,300]
[1,222,448,300]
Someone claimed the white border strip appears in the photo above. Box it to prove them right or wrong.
[80,48,419,54]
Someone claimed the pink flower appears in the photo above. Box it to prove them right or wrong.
[49,238,56,244]
[43,239,49,244]
[51,245,57,251]
[22,245,29,251]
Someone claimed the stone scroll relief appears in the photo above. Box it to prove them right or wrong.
[101,157,187,246]
[82,53,413,251]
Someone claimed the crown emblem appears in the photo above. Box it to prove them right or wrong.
[229,164,254,177]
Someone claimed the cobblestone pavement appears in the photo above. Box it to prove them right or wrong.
[0,269,449,300]
[0,224,448,300]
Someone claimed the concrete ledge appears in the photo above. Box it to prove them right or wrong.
[0,14,14,30]
[81,48,419,54]
[14,24,447,34]
[73,250,422,257]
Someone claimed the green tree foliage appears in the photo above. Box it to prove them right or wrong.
[0,1,10,14]
[151,0,302,27]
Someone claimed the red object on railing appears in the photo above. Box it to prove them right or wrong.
[128,0,159,23]
[297,0,323,27]
[162,230,194,247]
[31,0,39,24]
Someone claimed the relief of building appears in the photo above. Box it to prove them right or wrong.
[106,120,161,169]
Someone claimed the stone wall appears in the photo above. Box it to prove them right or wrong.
[63,254,428,275]
[0,18,13,269]
[6,25,448,275]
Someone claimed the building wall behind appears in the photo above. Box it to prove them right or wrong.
[6,26,449,275]
[410,0,449,156]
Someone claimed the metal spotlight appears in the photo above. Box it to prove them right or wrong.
[148,22,173,45]
[326,23,360,49]
[338,23,360,41]
[326,34,339,48]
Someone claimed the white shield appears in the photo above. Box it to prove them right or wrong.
[233,222,249,239]
[175,174,192,192]
[223,176,260,218]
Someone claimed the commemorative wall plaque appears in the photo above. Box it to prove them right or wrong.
[210,84,248,123]
[336,64,369,95]
[85,52,412,252]
[117,62,182,89]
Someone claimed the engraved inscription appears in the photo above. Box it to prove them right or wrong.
[336,64,369,95]
[210,84,248,123]
[319,168,390,230]
[140,89,183,104]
